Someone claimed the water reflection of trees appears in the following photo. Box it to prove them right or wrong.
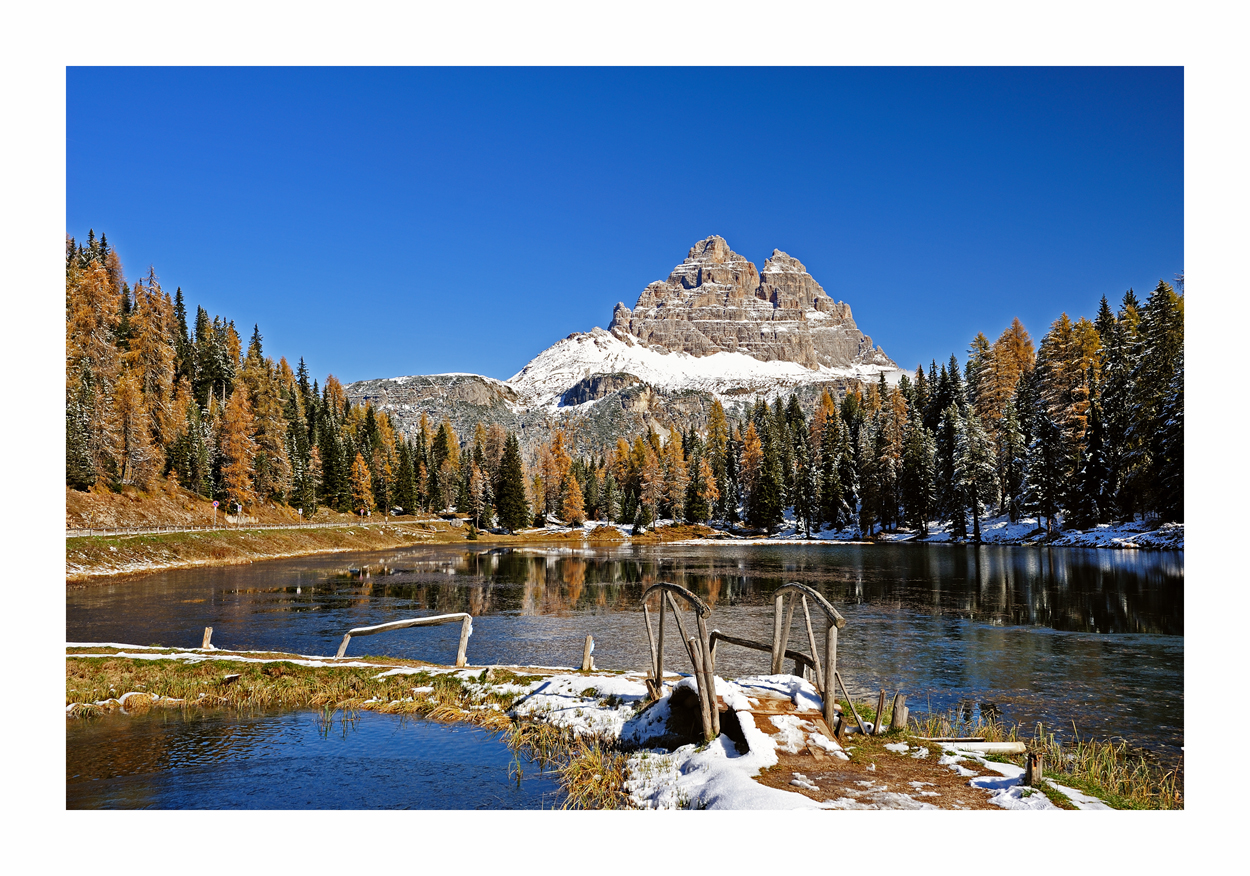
[242,545,1181,635]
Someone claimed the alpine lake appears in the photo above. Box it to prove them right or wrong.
[67,540,1182,809]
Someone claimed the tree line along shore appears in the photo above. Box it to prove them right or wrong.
[67,230,1183,549]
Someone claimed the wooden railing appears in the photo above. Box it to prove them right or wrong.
[335,613,474,665]
[708,581,861,734]
[640,583,720,742]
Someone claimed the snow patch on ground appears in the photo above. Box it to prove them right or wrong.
[512,506,1182,552]
[1046,780,1115,810]
[511,672,650,738]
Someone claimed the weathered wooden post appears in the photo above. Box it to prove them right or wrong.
[695,611,719,738]
[1023,752,1043,787]
[581,635,595,671]
[836,671,870,735]
[875,689,888,735]
[641,583,717,739]
[801,596,825,693]
[456,615,472,667]
[823,622,838,729]
[335,613,473,661]
[686,636,714,741]
[780,594,796,667]
[201,627,213,649]
[642,602,660,698]
[657,593,665,688]
[889,693,908,732]
[771,592,785,674]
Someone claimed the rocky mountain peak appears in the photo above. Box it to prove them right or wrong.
[609,235,893,370]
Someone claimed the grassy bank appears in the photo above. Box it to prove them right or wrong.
[65,520,731,583]
[908,706,1183,810]
[65,647,543,728]
[66,650,1180,810]
[66,521,481,583]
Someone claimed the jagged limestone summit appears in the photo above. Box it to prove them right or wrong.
[610,235,893,369]
[347,236,900,453]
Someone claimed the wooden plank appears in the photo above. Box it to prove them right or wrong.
[835,671,870,735]
[801,596,825,692]
[581,634,595,672]
[201,627,213,649]
[344,613,471,638]
[812,715,837,740]
[776,582,847,628]
[874,689,888,735]
[709,631,815,670]
[643,602,659,685]
[335,633,352,659]
[946,741,1027,755]
[771,592,785,674]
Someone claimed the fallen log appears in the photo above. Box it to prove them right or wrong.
[936,740,1027,755]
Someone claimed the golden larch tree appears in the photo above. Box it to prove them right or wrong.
[350,451,375,514]
[219,383,258,509]
[562,473,586,526]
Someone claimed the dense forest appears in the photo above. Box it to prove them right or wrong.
[66,232,1183,538]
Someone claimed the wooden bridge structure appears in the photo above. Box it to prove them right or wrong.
[639,581,867,742]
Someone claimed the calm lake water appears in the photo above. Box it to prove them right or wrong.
[66,709,561,809]
[67,542,1183,766]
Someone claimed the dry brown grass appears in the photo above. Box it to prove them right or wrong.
[66,521,470,583]
[908,705,1183,809]
[505,721,633,809]
[64,653,539,735]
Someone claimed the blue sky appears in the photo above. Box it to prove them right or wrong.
[67,67,1183,383]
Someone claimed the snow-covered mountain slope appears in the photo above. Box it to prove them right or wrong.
[346,235,904,452]
[506,326,900,409]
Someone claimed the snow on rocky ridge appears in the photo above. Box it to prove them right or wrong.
[506,326,899,409]
[346,236,903,451]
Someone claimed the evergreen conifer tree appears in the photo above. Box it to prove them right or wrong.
[817,410,848,530]
[1125,280,1184,518]
[900,418,935,534]
[1069,384,1107,530]
[791,420,817,537]
[935,404,961,533]
[1154,348,1184,522]
[495,433,530,533]
[857,424,879,536]
[955,411,996,542]
[997,403,1027,522]
[1023,409,1068,533]
[66,380,96,490]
